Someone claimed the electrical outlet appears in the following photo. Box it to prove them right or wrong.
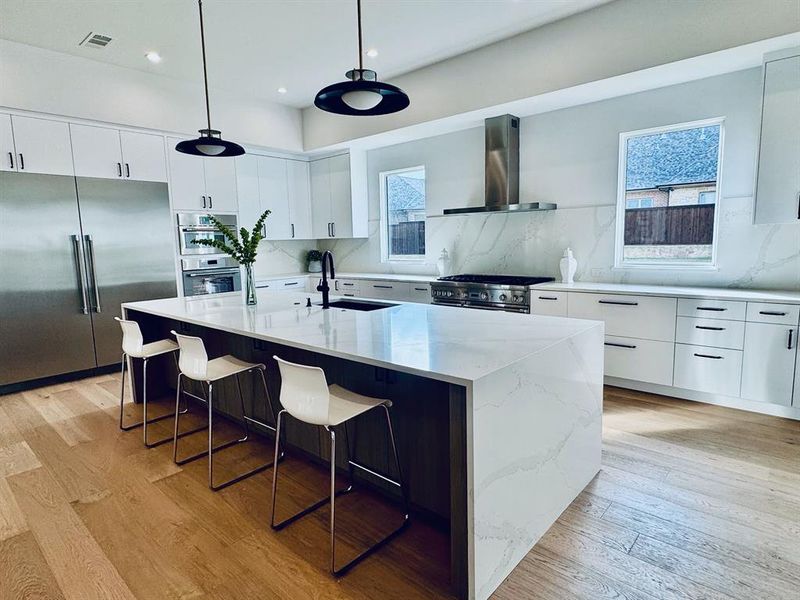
[590,268,605,279]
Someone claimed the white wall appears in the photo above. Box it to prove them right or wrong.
[322,68,800,290]
[0,39,303,152]
[302,0,800,150]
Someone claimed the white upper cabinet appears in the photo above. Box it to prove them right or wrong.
[70,124,123,179]
[310,158,333,238]
[287,159,312,239]
[167,137,237,212]
[310,153,354,238]
[119,131,167,182]
[754,53,800,224]
[71,125,167,182]
[235,154,261,231]
[0,114,17,172]
[202,157,238,212]
[258,156,291,240]
[10,115,74,176]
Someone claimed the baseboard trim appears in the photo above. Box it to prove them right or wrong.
[0,364,119,396]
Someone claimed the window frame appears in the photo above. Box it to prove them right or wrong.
[379,165,427,263]
[614,117,725,270]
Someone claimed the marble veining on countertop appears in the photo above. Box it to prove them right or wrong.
[534,281,800,303]
[123,291,602,385]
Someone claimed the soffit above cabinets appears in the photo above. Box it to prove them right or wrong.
[0,0,610,108]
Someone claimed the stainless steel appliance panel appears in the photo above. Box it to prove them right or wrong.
[0,172,97,385]
[177,212,237,256]
[76,177,177,366]
[182,268,241,297]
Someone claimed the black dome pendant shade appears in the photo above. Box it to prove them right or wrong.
[176,0,244,157]
[314,0,409,116]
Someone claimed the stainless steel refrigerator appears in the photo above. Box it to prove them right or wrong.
[0,172,177,388]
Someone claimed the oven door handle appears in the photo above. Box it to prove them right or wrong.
[180,226,222,233]
[184,270,241,277]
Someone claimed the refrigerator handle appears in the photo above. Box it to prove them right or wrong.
[83,234,102,313]
[71,235,90,315]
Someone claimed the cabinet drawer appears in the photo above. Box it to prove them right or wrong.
[569,293,676,342]
[407,284,432,303]
[334,279,361,296]
[746,302,800,325]
[257,276,306,291]
[603,335,674,386]
[677,298,746,321]
[362,280,410,300]
[675,317,745,350]
[674,344,743,397]
[531,292,567,317]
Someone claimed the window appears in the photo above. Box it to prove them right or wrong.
[616,118,723,268]
[380,166,426,261]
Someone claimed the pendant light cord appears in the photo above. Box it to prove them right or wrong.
[356,0,363,72]
[198,0,212,131]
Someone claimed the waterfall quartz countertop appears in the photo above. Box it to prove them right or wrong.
[122,289,604,600]
[122,290,602,385]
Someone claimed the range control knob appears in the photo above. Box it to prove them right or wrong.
[446,290,453,297]
[480,291,489,301]
[499,293,507,302]
[514,295,524,303]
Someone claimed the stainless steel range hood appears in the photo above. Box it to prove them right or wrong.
[443,114,556,215]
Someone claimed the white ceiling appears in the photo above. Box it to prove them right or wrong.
[0,0,611,108]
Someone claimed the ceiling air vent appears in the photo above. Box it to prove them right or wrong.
[79,32,112,49]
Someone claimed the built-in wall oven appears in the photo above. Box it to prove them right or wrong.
[177,213,238,256]
[182,257,241,297]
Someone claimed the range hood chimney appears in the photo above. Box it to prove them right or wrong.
[443,114,556,215]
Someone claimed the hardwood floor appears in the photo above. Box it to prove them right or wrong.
[0,375,798,600]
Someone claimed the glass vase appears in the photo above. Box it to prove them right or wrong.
[244,263,257,306]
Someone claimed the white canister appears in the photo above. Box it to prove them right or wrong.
[559,248,577,284]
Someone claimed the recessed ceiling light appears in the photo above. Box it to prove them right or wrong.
[145,51,162,63]
[366,48,378,58]
[277,87,287,94]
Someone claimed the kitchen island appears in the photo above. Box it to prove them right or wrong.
[122,290,604,600]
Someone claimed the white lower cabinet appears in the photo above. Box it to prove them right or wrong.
[530,291,567,316]
[362,280,410,300]
[333,278,361,297]
[568,293,676,342]
[257,276,306,291]
[674,344,743,397]
[407,284,432,303]
[740,322,798,406]
[604,335,674,386]
[675,317,745,350]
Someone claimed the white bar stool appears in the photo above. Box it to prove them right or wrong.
[170,330,278,491]
[116,317,189,448]
[270,356,410,576]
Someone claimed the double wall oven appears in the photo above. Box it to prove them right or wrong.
[177,213,241,297]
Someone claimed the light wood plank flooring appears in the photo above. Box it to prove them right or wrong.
[0,375,798,600]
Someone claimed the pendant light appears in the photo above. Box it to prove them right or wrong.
[314,0,409,116]
[176,0,244,157]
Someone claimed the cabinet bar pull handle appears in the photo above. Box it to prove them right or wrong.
[125,163,130,178]
[694,353,723,360]
[604,342,637,349]
[291,223,295,238]
[18,153,24,170]
[202,196,206,209]
[759,310,787,316]
[789,329,795,350]
[331,222,335,237]
[7,152,13,169]
[373,285,393,289]
[208,196,213,209]
[697,306,725,312]
[538,296,558,300]
[342,283,355,286]
[415,287,427,291]
[695,325,725,331]
[283,281,298,286]
[117,162,122,177]
[599,300,638,306]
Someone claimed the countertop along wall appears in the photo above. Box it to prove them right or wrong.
[321,68,800,291]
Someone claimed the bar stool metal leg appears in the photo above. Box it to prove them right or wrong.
[119,352,180,438]
[171,373,209,462]
[172,366,278,491]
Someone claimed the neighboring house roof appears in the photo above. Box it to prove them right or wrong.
[387,175,425,210]
[626,125,720,190]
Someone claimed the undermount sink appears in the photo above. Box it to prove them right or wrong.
[322,299,398,311]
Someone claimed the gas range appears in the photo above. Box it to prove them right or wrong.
[431,274,555,313]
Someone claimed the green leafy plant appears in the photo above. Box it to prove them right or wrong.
[191,210,271,265]
[307,249,322,263]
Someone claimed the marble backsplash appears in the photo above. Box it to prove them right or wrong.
[322,196,800,290]
[253,239,314,278]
